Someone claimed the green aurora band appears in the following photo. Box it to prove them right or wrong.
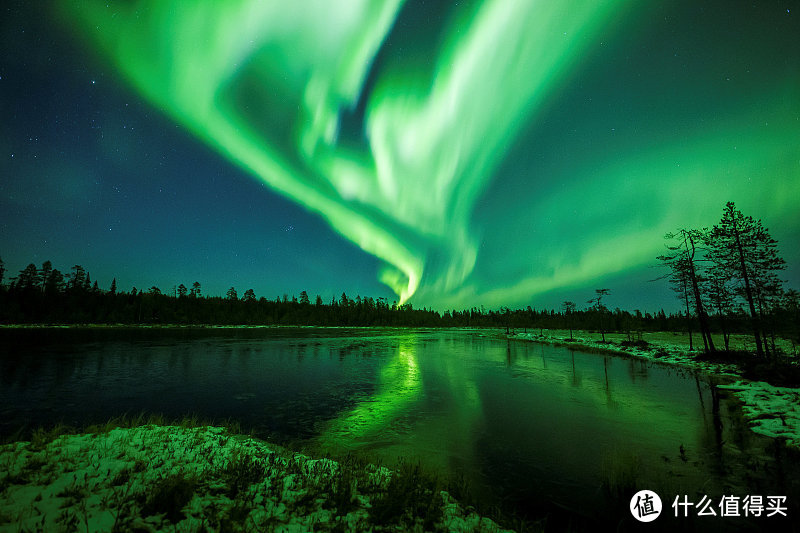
[62,1,800,308]
[63,0,634,304]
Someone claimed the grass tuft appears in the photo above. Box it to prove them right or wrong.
[141,472,198,523]
[29,423,76,451]
[370,458,444,530]
[217,449,267,498]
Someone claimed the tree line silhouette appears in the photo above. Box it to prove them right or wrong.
[0,263,678,329]
[0,201,796,354]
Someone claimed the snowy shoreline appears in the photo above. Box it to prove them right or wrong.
[0,425,509,532]
[508,329,800,448]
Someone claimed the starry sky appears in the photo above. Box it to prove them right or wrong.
[1,0,798,313]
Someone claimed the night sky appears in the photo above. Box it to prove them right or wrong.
[2,1,798,313]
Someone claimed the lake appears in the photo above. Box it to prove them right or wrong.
[1,327,798,530]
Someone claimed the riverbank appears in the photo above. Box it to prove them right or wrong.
[508,329,800,448]
[0,425,510,532]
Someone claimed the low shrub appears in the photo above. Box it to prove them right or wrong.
[619,339,651,350]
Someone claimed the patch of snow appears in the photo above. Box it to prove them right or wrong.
[718,381,800,447]
[0,425,511,532]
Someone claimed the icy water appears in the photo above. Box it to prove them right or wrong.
[2,327,798,529]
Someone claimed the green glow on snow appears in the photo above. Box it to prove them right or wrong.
[62,0,630,304]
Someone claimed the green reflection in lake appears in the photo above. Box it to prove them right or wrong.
[316,336,423,446]
[314,333,487,477]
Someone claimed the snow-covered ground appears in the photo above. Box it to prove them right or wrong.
[508,329,800,449]
[0,425,509,532]
[716,381,800,447]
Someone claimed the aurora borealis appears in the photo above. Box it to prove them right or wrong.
[2,1,798,311]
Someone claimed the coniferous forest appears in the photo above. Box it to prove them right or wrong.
[1,203,798,355]
[1,259,797,349]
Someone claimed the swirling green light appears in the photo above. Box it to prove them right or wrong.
[62,0,629,304]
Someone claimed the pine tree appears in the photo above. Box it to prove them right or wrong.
[708,202,785,358]
[17,264,39,291]
[39,261,53,292]
[562,301,576,340]
[587,288,610,342]
[69,265,86,291]
[46,269,65,295]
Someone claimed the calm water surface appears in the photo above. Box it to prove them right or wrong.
[2,327,798,529]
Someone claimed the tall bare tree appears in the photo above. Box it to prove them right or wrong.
[587,288,610,342]
[562,301,576,340]
[658,229,715,353]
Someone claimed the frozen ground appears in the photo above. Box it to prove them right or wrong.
[717,381,800,447]
[509,329,800,449]
[0,425,510,532]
